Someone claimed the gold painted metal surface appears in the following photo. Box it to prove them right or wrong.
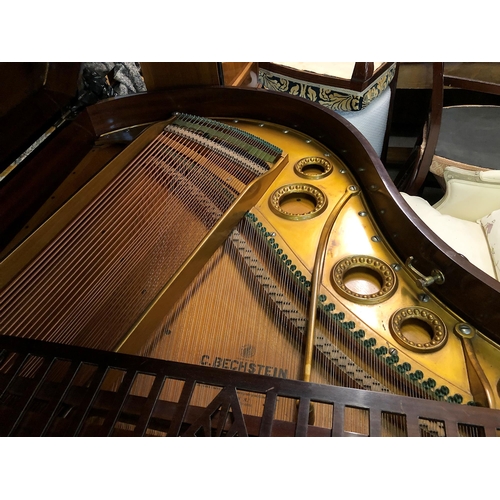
[303,185,359,382]
[455,323,495,408]
[220,118,500,408]
[302,185,359,383]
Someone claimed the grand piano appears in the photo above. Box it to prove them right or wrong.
[0,62,499,437]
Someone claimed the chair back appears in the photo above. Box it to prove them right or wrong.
[396,63,500,195]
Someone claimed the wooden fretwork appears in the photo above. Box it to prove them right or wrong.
[0,335,498,437]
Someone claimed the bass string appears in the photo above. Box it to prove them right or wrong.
[0,119,254,328]
[83,123,270,350]
[72,131,247,348]
[131,127,261,359]
[94,125,270,348]
[0,130,169,305]
[0,133,194,342]
[0,124,260,350]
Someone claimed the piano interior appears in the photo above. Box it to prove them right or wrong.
[1,63,500,437]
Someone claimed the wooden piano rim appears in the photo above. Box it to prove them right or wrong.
[2,85,500,346]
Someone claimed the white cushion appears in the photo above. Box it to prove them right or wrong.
[435,167,500,221]
[479,170,500,183]
[401,193,496,278]
[478,208,500,279]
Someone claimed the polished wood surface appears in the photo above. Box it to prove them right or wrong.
[221,62,258,87]
[140,62,259,91]
[0,62,81,169]
[351,62,375,85]
[0,63,48,117]
[140,62,222,90]
[397,62,500,89]
[0,115,96,253]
